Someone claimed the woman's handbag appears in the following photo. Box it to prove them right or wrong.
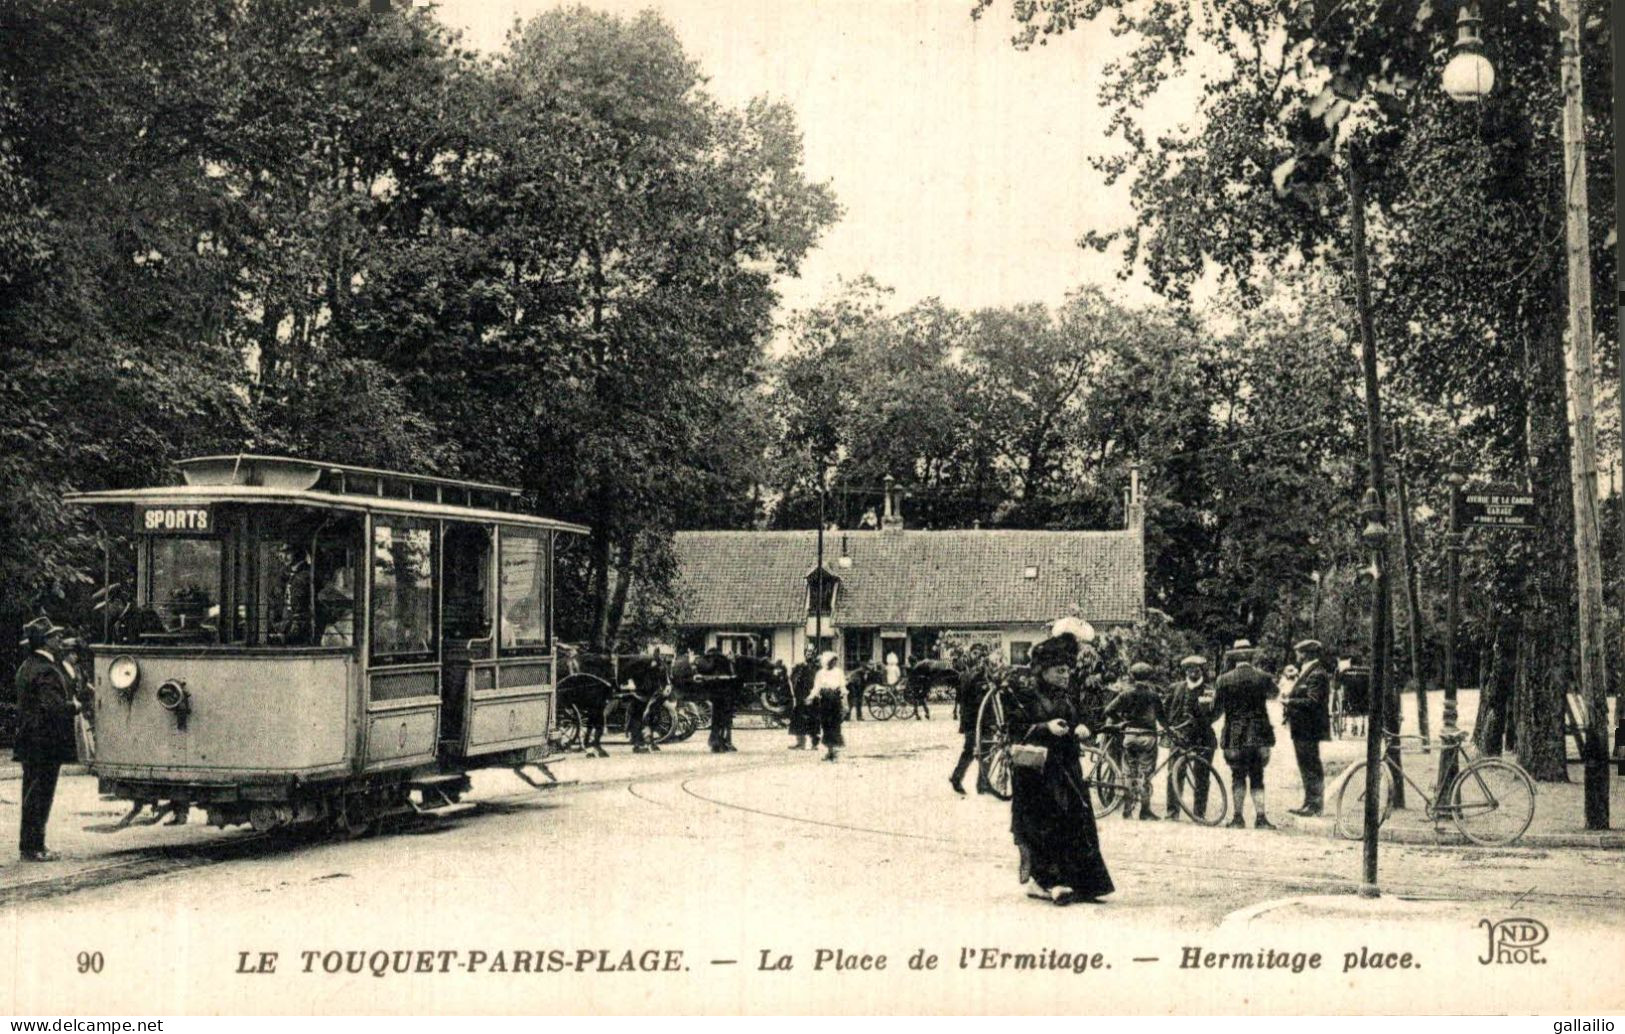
[1009,728,1050,770]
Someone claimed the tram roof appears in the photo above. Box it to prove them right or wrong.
[66,454,590,534]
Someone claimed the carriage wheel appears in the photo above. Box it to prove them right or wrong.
[867,688,899,721]
[646,703,677,744]
[692,700,714,730]
[556,705,584,750]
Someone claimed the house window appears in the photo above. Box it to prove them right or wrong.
[1009,640,1033,666]
[807,571,838,616]
[843,629,874,671]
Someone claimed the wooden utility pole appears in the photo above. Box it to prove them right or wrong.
[1349,141,1394,894]
[1556,0,1610,829]
[1391,424,1430,746]
[1613,0,1625,777]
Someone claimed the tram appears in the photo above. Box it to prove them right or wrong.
[67,454,588,834]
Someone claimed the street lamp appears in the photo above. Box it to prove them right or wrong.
[1442,2,1494,103]
[1359,488,1390,898]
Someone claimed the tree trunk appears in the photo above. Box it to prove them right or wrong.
[1518,311,1577,781]
[605,534,636,650]
[1475,610,1517,756]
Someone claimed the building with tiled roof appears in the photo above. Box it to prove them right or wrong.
[672,479,1146,668]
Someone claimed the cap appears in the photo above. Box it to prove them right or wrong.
[1294,639,1323,654]
[1129,661,1156,679]
[1179,655,1208,669]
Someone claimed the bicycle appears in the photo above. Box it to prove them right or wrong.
[1334,730,1536,846]
[1086,722,1230,826]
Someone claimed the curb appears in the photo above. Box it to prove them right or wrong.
[0,764,89,783]
[1285,816,1625,851]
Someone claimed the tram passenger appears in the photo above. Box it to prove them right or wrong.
[812,651,845,762]
[14,616,79,862]
[318,581,355,647]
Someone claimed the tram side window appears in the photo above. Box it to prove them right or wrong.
[371,519,436,664]
[146,538,222,642]
[443,523,493,642]
[499,528,549,655]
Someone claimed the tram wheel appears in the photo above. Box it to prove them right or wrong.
[333,795,379,839]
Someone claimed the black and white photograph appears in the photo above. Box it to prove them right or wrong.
[0,0,1622,1018]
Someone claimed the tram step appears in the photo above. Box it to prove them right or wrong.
[406,773,471,791]
[409,798,477,818]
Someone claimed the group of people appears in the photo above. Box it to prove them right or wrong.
[944,623,1334,907]
[787,650,847,760]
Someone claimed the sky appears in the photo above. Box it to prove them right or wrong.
[433,0,1206,317]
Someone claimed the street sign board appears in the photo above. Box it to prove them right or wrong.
[1455,486,1539,530]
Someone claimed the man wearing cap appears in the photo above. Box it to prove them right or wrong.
[1212,640,1277,830]
[1162,655,1219,820]
[14,616,80,862]
[1103,661,1170,820]
[1283,639,1332,816]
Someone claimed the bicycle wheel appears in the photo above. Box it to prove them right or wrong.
[1334,760,1395,840]
[1078,745,1125,816]
[1450,758,1535,846]
[1171,754,1229,827]
[983,743,1013,801]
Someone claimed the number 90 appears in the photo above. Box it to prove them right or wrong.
[77,951,103,974]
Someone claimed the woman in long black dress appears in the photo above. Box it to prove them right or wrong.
[1008,634,1114,905]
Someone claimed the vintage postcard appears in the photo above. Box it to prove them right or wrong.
[0,0,1622,1018]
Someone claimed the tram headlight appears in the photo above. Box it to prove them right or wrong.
[156,679,187,711]
[108,655,140,696]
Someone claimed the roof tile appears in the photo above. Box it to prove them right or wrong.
[673,528,1143,628]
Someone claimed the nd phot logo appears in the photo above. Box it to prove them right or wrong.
[1477,917,1548,965]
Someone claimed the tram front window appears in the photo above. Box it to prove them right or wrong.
[499,528,549,654]
[148,538,222,640]
[372,519,436,664]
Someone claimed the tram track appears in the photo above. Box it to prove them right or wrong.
[0,747,815,908]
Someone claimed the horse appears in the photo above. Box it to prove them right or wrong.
[556,647,671,756]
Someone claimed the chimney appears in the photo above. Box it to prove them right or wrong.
[881,475,904,531]
[1125,464,1144,531]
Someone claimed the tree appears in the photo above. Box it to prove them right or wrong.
[973,0,1616,782]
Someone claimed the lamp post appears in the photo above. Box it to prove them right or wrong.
[1359,488,1390,897]
[1442,466,1467,737]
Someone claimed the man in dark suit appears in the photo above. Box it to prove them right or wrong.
[699,649,738,753]
[1162,655,1219,820]
[949,647,997,795]
[14,616,80,861]
[1212,640,1277,830]
[1283,639,1332,816]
